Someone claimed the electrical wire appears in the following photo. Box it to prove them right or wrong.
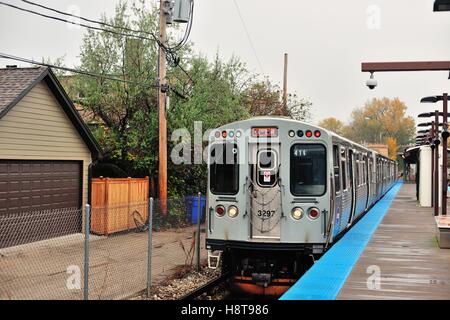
[1,1,196,90]
[0,53,160,88]
[167,0,194,51]
[232,0,264,74]
[20,0,159,41]
[19,0,193,52]
[0,2,164,47]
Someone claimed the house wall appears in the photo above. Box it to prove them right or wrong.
[0,81,92,211]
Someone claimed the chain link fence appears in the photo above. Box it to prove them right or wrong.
[0,195,206,300]
[0,208,85,300]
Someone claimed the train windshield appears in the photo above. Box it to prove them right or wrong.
[209,143,239,195]
[290,144,326,196]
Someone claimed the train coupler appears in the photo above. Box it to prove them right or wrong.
[252,273,271,288]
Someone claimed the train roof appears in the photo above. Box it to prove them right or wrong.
[219,116,396,163]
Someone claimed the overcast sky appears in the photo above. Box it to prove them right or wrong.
[1,0,449,125]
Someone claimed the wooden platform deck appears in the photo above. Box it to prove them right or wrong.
[338,182,450,300]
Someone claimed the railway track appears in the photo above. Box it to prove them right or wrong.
[180,272,230,300]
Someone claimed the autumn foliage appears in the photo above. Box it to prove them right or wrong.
[319,98,415,160]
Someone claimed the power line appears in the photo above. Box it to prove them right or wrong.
[167,0,194,51]
[232,0,264,74]
[20,0,161,44]
[19,0,193,52]
[176,63,195,85]
[0,2,163,47]
[0,53,160,88]
[0,1,196,90]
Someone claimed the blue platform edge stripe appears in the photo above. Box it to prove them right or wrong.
[280,181,403,300]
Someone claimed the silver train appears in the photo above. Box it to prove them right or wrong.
[205,117,397,295]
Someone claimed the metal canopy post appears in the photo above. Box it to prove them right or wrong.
[434,114,440,216]
[442,94,448,216]
[431,122,435,208]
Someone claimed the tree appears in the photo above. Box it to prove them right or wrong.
[61,1,254,197]
[244,78,311,121]
[345,98,415,154]
[385,137,398,160]
[318,117,346,135]
[166,54,252,196]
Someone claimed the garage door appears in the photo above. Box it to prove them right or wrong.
[0,160,82,248]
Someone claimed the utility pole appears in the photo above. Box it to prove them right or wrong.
[282,53,288,110]
[158,0,168,211]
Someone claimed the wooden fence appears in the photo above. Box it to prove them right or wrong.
[90,177,149,235]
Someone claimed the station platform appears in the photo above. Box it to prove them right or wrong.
[281,182,450,300]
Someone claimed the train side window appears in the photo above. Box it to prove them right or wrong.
[209,143,239,195]
[363,156,367,185]
[333,145,340,193]
[355,158,360,187]
[341,148,347,190]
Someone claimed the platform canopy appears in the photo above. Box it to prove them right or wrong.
[403,146,421,164]
[403,146,450,164]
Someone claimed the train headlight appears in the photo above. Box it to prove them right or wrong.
[215,205,225,217]
[291,207,304,220]
[227,205,239,218]
[308,207,320,220]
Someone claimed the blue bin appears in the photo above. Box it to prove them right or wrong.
[186,196,206,224]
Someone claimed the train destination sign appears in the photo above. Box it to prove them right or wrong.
[251,127,278,138]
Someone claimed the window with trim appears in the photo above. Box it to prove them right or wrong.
[257,149,278,187]
[356,159,360,187]
[341,149,347,190]
[290,144,326,196]
[363,156,367,185]
[209,143,239,195]
[333,145,340,193]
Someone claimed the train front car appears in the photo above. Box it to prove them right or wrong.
[206,117,332,296]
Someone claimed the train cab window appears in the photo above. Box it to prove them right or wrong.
[209,143,239,195]
[290,144,326,196]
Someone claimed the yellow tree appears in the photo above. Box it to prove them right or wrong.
[345,98,415,151]
[385,137,398,160]
[318,117,346,136]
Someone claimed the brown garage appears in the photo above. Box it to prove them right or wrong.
[0,161,83,248]
[0,66,102,248]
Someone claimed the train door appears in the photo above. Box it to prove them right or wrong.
[363,154,372,210]
[249,143,281,240]
[347,149,357,225]
[377,158,382,199]
[339,147,351,231]
[367,156,372,204]
[332,145,342,237]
